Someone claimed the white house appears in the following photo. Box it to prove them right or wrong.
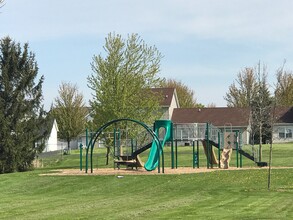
[272,107,293,143]
[43,119,59,152]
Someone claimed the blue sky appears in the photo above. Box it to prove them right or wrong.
[1,0,293,109]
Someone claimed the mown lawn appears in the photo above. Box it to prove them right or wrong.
[0,143,292,219]
[0,168,292,219]
[37,142,293,169]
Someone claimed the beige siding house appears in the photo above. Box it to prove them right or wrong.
[151,88,180,120]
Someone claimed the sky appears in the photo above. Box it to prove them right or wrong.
[1,0,293,110]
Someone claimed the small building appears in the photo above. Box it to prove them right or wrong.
[43,119,59,152]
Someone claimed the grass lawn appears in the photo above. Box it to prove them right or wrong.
[37,142,293,170]
[0,143,292,219]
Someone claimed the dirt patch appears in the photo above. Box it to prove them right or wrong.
[40,167,257,176]
[39,166,293,176]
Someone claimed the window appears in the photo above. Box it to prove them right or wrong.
[279,128,285,138]
[286,129,292,138]
[278,127,293,139]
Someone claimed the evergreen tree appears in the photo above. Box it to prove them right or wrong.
[88,33,163,128]
[250,64,273,161]
[0,37,46,173]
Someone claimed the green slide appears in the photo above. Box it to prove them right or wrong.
[144,120,172,171]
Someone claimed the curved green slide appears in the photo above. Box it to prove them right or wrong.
[144,120,172,171]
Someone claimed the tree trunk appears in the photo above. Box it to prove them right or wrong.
[106,146,110,165]
[67,140,70,154]
[268,142,273,190]
[259,124,262,162]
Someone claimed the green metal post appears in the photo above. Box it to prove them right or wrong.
[171,140,174,169]
[240,151,243,168]
[118,129,121,159]
[197,140,199,168]
[210,124,213,169]
[79,143,83,171]
[113,128,116,169]
[175,140,178,168]
[193,140,195,168]
[239,133,243,168]
[162,143,165,174]
[113,128,116,157]
[131,138,134,155]
[90,131,94,172]
[206,123,210,169]
[236,131,239,168]
[85,128,88,173]
[218,132,221,168]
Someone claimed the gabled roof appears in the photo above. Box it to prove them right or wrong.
[151,87,179,107]
[274,107,293,123]
[172,107,250,127]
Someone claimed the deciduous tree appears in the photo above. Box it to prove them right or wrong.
[88,33,163,128]
[225,63,273,161]
[52,82,88,152]
[275,67,293,106]
[224,68,258,107]
[161,78,201,107]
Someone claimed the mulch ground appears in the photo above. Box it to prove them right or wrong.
[39,166,287,176]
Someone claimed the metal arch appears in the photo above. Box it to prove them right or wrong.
[85,118,163,173]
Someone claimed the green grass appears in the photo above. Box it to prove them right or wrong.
[37,142,293,169]
[0,168,292,219]
[0,143,292,219]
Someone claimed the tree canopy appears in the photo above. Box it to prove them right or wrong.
[275,67,293,106]
[250,67,273,157]
[0,37,46,173]
[224,67,258,107]
[225,63,273,148]
[161,78,200,108]
[52,82,88,151]
[88,33,163,128]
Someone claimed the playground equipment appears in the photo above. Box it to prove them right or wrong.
[113,127,147,169]
[82,118,267,174]
[84,118,165,173]
[173,122,222,169]
[144,120,173,171]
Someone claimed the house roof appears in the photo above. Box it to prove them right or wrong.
[171,107,250,127]
[274,107,293,123]
[172,106,293,127]
[151,88,178,107]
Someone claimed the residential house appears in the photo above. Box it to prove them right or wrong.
[45,87,293,151]
[171,106,293,144]
[171,107,251,144]
[273,107,293,143]
[151,87,180,120]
